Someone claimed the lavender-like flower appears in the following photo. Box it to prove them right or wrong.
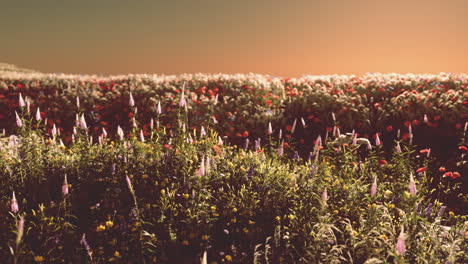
[218,136,223,146]
[278,129,282,139]
[322,188,328,206]
[370,177,377,197]
[179,88,186,107]
[62,174,69,196]
[200,126,206,138]
[102,127,108,137]
[267,122,273,135]
[198,157,205,177]
[80,233,93,260]
[396,142,402,154]
[79,114,87,130]
[425,203,433,217]
[76,96,80,109]
[52,124,57,137]
[424,114,428,123]
[18,93,25,108]
[291,118,297,133]
[409,173,417,196]
[375,133,381,146]
[437,205,447,217]
[201,250,207,264]
[117,125,124,141]
[129,92,135,107]
[15,111,22,127]
[395,227,407,256]
[140,129,145,143]
[278,142,284,157]
[26,97,30,113]
[36,107,41,121]
[11,191,19,213]
[156,101,162,114]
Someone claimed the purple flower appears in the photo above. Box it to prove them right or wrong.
[36,107,42,121]
[409,173,417,196]
[129,92,135,107]
[19,93,25,108]
[62,174,69,196]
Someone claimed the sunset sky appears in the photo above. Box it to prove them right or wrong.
[1,0,468,77]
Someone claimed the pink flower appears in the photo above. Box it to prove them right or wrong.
[15,111,22,127]
[395,228,407,256]
[198,157,205,177]
[140,129,145,143]
[409,173,417,196]
[36,107,42,121]
[62,175,69,196]
[129,92,135,107]
[19,93,25,108]
[321,188,328,205]
[11,191,19,213]
[375,133,381,146]
[267,122,273,135]
[370,177,377,197]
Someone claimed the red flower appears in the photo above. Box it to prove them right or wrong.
[455,123,462,129]
[378,160,387,165]
[419,149,430,154]
[283,142,289,148]
[285,125,293,132]
[443,172,453,178]
[459,146,467,151]
[451,172,461,179]
[326,127,333,132]
[300,139,305,144]
[243,131,249,138]
[386,125,393,132]
[439,166,446,172]
[416,167,427,173]
[434,115,441,121]
[404,121,411,127]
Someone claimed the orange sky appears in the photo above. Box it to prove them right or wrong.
[1,0,467,77]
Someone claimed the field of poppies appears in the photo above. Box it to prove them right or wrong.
[0,69,467,263]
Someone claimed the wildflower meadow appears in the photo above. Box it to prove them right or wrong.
[0,69,467,263]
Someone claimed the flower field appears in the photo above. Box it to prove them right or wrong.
[0,70,467,263]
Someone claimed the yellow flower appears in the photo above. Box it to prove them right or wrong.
[225,255,232,261]
[114,251,121,257]
[389,204,395,209]
[232,207,238,213]
[183,193,190,199]
[425,238,431,243]
[96,225,106,232]
[142,174,149,179]
[243,227,249,233]
[380,234,388,240]
[211,206,217,211]
[288,214,295,220]
[34,256,45,262]
[275,216,281,221]
[201,235,209,241]
[333,210,339,214]
[449,212,455,217]
[343,185,349,191]
[182,240,189,246]
[106,220,114,228]
[231,218,237,223]
[248,220,255,225]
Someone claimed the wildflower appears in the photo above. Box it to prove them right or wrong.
[396,142,402,154]
[198,157,205,177]
[80,234,93,260]
[301,117,306,127]
[16,216,24,246]
[15,111,22,127]
[451,172,461,179]
[113,251,120,258]
[35,107,42,121]
[267,122,273,135]
[117,125,124,140]
[439,166,446,172]
[201,250,207,264]
[182,240,189,246]
[106,220,114,228]
[370,177,377,197]
[437,206,447,217]
[375,133,381,146]
[129,92,135,107]
[34,256,45,262]
[416,167,426,174]
[378,160,387,165]
[19,93,25,107]
[424,114,428,123]
[386,125,393,132]
[459,145,467,151]
[76,96,80,109]
[425,203,433,217]
[291,118,297,133]
[322,188,328,206]
[62,174,69,196]
[79,114,87,130]
[395,227,407,256]
[179,88,186,107]
[140,129,145,142]
[409,173,417,196]
[225,255,232,262]
[201,235,209,241]
[96,225,106,232]
[156,101,162,115]
[278,143,284,156]
[11,191,19,213]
